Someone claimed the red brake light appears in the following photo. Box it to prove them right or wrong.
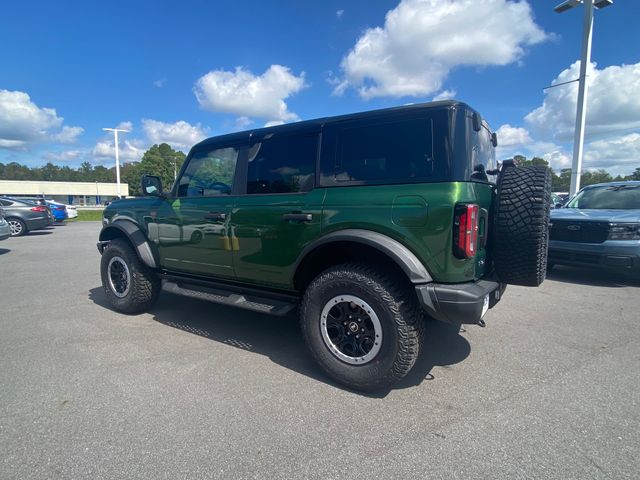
[30,206,47,212]
[453,203,479,259]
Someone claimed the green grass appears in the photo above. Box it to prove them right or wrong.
[69,210,104,222]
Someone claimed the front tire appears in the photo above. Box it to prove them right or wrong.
[300,263,423,392]
[100,238,161,314]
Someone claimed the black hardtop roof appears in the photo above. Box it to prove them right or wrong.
[193,100,470,150]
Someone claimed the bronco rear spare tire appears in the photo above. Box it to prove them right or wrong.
[493,165,551,287]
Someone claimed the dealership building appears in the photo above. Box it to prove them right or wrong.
[0,180,129,205]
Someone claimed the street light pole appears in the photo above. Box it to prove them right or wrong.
[554,0,613,196]
[102,127,130,198]
[570,0,594,197]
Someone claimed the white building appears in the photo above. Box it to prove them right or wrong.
[0,180,129,205]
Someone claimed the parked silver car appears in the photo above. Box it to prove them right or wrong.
[0,207,10,241]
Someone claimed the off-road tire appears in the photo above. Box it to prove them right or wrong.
[493,166,551,286]
[100,238,161,314]
[7,218,27,237]
[300,263,423,392]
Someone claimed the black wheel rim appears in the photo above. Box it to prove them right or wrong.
[320,295,382,365]
[107,256,131,298]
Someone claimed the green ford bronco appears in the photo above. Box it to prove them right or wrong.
[98,101,551,391]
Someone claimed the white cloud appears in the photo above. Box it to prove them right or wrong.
[93,137,146,162]
[336,9,344,19]
[153,78,167,88]
[264,120,285,128]
[525,61,640,141]
[116,121,133,132]
[142,119,208,149]
[235,116,253,130]
[334,0,549,99]
[44,150,84,162]
[194,65,306,122]
[52,125,84,143]
[0,90,83,149]
[496,124,533,147]
[432,89,456,101]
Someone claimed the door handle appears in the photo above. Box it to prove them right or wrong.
[282,213,312,222]
[204,211,226,221]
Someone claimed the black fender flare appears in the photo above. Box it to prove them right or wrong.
[98,220,158,269]
[293,229,433,285]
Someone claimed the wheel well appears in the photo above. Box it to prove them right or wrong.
[293,241,411,293]
[100,227,136,250]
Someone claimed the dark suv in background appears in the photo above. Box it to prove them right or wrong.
[97,101,551,391]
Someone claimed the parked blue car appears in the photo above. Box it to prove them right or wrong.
[46,201,68,222]
[549,181,640,277]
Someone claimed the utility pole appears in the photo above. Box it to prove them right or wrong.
[102,127,130,197]
[554,0,613,196]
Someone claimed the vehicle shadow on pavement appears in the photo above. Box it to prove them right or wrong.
[26,231,54,236]
[0,248,10,255]
[547,265,639,288]
[89,287,471,397]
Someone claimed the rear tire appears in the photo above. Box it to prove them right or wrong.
[300,263,423,392]
[100,238,161,314]
[7,218,27,237]
[493,166,551,286]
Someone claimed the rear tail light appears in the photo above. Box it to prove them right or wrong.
[453,203,479,259]
[30,206,48,212]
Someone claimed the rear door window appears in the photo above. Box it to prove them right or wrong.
[245,134,317,194]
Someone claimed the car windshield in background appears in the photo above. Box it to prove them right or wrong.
[567,184,640,209]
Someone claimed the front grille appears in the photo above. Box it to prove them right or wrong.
[550,220,610,244]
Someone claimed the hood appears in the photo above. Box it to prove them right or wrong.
[551,208,640,223]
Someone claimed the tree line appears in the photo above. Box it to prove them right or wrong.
[1,147,638,195]
[512,155,639,191]
[0,143,186,196]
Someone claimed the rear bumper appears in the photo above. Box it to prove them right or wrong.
[416,279,506,324]
[549,240,640,273]
[25,217,50,231]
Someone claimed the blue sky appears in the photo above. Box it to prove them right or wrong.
[1,0,639,175]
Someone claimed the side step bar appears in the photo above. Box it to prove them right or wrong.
[162,280,297,316]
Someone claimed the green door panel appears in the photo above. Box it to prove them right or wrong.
[231,188,326,288]
[149,196,236,278]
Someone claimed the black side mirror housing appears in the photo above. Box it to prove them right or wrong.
[141,175,163,197]
[491,132,498,147]
[472,111,483,132]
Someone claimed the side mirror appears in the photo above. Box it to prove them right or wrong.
[491,132,498,147]
[555,202,564,209]
[141,175,163,197]
[472,111,483,132]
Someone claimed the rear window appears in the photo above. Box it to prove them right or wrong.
[336,118,433,183]
[321,112,450,186]
[468,119,496,183]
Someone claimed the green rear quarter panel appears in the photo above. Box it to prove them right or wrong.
[323,182,493,283]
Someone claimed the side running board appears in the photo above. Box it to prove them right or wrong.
[162,280,297,316]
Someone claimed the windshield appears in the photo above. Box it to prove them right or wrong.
[567,184,640,209]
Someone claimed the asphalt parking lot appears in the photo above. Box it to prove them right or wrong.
[1,222,638,479]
